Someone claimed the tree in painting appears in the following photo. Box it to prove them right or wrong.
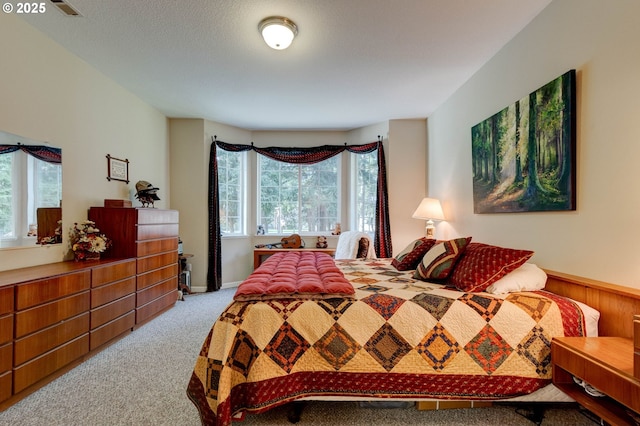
[471,70,576,213]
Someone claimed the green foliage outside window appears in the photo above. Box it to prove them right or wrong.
[259,156,339,234]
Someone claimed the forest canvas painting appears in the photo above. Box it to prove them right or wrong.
[471,70,576,213]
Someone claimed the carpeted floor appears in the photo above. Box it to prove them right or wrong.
[0,289,598,426]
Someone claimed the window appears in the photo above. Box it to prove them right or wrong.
[0,151,62,245]
[257,155,340,234]
[352,151,378,233]
[217,149,245,235]
[29,155,62,220]
[0,152,14,240]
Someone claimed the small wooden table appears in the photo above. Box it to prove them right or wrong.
[253,248,335,269]
[552,336,640,425]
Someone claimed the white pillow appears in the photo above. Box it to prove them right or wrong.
[485,263,547,294]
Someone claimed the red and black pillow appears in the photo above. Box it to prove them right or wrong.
[448,242,534,292]
[391,238,438,271]
[413,237,472,281]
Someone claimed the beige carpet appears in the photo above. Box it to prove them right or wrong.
[0,289,597,425]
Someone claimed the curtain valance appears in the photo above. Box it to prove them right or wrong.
[215,140,378,164]
[0,144,62,164]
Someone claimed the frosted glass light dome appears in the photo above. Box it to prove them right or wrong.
[259,17,298,50]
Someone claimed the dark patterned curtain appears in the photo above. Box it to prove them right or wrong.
[207,142,222,292]
[207,137,392,291]
[0,144,62,164]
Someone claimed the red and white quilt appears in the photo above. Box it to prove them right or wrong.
[187,256,585,426]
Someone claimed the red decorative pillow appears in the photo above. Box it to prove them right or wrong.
[449,243,534,292]
[413,237,472,280]
[391,238,438,271]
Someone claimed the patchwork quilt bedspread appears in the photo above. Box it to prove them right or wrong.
[187,257,586,426]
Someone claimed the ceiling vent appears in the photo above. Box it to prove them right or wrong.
[50,0,81,16]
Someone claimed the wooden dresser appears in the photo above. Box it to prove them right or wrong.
[88,207,179,325]
[89,259,137,351]
[0,286,13,403]
[0,208,179,410]
[0,259,142,408]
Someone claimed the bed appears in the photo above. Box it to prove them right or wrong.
[187,238,608,426]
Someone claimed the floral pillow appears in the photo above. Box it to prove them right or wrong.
[413,237,472,281]
[449,242,534,292]
[391,238,438,271]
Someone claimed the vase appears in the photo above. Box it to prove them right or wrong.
[74,251,100,261]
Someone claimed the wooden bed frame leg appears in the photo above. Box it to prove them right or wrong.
[286,401,307,423]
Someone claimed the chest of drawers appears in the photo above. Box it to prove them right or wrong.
[0,256,168,410]
[88,207,179,325]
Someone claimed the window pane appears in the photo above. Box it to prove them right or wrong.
[258,155,340,234]
[0,153,14,239]
[217,149,245,235]
[354,151,377,233]
[33,157,62,208]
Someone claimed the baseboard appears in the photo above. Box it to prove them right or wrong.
[186,281,240,293]
[221,281,242,289]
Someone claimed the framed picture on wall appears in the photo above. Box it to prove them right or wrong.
[106,154,129,183]
[471,69,576,213]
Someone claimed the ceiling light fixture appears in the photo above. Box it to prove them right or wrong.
[258,16,298,50]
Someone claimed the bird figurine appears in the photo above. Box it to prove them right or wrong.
[135,180,160,208]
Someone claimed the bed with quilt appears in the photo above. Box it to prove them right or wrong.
[187,237,599,426]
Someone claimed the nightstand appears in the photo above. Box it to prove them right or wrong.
[552,337,640,425]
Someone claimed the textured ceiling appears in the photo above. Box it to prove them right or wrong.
[19,0,552,130]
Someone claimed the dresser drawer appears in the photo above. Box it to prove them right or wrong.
[0,370,11,403]
[136,237,178,257]
[91,294,135,329]
[137,209,179,225]
[137,264,178,291]
[0,342,12,373]
[0,286,13,315]
[0,315,12,345]
[137,223,179,240]
[137,252,178,274]
[91,260,136,288]
[136,290,177,324]
[15,292,90,338]
[91,277,136,309]
[14,312,89,366]
[16,271,90,310]
[13,334,89,394]
[90,311,135,351]
[137,278,177,307]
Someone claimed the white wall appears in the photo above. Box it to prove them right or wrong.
[169,119,207,287]
[386,119,429,253]
[0,15,169,271]
[427,0,640,288]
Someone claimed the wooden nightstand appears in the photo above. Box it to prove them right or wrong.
[253,248,335,269]
[552,337,640,425]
